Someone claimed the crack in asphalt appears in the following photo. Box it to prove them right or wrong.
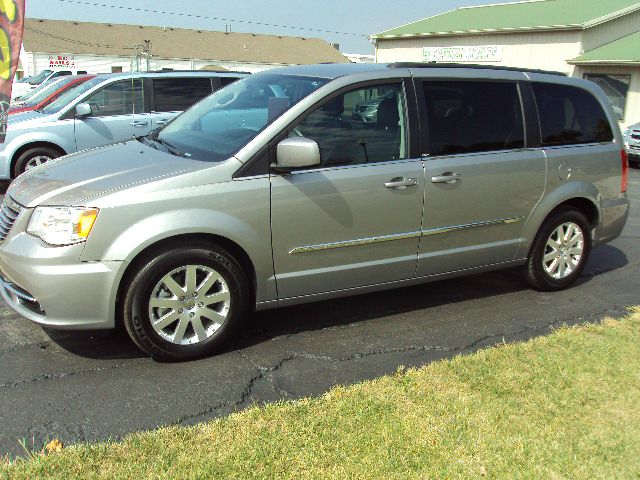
[2,306,627,394]
[1,304,630,439]
[174,308,628,425]
[173,369,265,426]
[0,362,135,389]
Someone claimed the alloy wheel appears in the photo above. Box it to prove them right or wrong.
[148,264,231,345]
[542,222,584,279]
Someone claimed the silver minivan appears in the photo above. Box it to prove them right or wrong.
[0,63,630,360]
[1,71,246,178]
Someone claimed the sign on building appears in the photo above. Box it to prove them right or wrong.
[48,55,76,69]
[423,46,503,63]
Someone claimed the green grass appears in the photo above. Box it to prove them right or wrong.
[3,309,640,479]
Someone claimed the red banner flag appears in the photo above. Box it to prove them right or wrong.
[0,0,25,143]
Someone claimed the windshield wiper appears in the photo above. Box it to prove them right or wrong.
[154,136,188,158]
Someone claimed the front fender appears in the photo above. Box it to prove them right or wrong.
[81,181,275,304]
[0,130,75,178]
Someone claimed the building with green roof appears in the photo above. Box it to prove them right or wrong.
[371,0,640,127]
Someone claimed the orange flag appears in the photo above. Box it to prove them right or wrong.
[0,0,25,143]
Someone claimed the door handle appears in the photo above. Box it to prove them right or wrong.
[431,172,462,184]
[155,119,169,126]
[130,121,149,127]
[384,177,418,189]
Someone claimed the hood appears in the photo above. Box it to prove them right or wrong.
[7,109,48,127]
[8,140,210,208]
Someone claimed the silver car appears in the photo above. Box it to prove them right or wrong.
[0,63,630,360]
[2,71,246,178]
[625,122,640,167]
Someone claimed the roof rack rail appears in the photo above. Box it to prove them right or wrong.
[141,69,246,74]
[386,62,566,77]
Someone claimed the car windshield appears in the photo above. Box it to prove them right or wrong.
[40,76,104,115]
[27,70,53,85]
[14,78,61,102]
[21,77,76,106]
[153,73,329,162]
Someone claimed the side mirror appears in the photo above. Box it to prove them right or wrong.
[75,103,92,118]
[274,137,320,172]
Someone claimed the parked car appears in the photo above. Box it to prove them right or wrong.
[10,75,95,114]
[351,89,396,125]
[0,63,629,361]
[1,71,246,177]
[10,76,61,106]
[624,122,640,167]
[11,69,88,100]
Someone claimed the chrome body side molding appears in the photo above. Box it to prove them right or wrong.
[289,217,526,254]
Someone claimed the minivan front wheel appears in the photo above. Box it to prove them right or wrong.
[13,146,62,177]
[123,244,250,361]
[525,208,592,291]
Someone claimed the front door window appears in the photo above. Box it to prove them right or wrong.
[84,79,144,117]
[292,83,407,166]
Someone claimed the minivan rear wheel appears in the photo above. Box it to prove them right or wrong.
[525,208,591,291]
[122,243,250,361]
[13,146,63,177]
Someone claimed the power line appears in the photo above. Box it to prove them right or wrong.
[50,0,369,38]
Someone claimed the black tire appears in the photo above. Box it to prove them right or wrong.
[13,146,63,178]
[525,208,592,291]
[123,243,250,361]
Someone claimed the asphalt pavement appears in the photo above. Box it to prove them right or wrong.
[1,169,638,457]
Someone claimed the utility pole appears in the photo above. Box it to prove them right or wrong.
[142,40,152,71]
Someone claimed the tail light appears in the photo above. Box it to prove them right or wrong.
[621,149,628,193]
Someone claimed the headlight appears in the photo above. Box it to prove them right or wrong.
[27,207,99,246]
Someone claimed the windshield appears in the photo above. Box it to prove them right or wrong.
[154,73,329,162]
[14,78,60,102]
[20,78,70,105]
[28,70,53,85]
[41,76,104,115]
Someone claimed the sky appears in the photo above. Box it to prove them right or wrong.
[25,0,520,54]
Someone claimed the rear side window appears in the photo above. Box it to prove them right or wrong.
[220,77,241,87]
[532,82,613,146]
[153,78,213,112]
[422,81,524,156]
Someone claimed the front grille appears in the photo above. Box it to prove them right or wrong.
[632,133,640,140]
[0,196,22,241]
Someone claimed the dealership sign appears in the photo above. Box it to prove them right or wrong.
[49,55,76,69]
[423,46,503,63]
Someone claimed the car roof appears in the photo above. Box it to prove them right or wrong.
[101,71,248,81]
[260,62,566,80]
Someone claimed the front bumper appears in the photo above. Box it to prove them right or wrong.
[0,229,124,330]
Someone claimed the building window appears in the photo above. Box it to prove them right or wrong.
[584,73,630,121]
[111,66,123,73]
